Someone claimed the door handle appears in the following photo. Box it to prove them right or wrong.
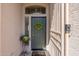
[65,24,71,37]
[65,24,71,33]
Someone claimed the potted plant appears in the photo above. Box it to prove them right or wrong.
[20,34,29,45]
[20,34,29,55]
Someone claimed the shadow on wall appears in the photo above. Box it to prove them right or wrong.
[46,4,54,56]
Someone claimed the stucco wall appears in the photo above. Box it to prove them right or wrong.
[1,3,23,56]
[69,4,79,56]
[0,3,2,55]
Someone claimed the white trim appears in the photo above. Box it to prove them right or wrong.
[61,3,65,56]
[25,14,47,17]
[64,3,69,56]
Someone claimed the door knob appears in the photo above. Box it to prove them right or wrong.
[65,24,71,33]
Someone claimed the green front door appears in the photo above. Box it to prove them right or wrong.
[31,16,46,50]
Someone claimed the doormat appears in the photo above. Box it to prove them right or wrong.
[32,51,46,56]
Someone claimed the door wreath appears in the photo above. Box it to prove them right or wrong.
[34,22,43,31]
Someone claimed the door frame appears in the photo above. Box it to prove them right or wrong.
[22,6,49,50]
[28,15,47,50]
[23,4,49,46]
[24,14,49,50]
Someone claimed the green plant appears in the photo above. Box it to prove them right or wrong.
[34,22,43,31]
[20,35,29,45]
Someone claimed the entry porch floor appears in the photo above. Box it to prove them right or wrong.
[20,50,50,56]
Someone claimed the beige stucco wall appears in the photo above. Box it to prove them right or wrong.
[0,3,2,55]
[69,3,79,56]
[1,3,23,56]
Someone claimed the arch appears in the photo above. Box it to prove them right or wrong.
[25,5,46,14]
